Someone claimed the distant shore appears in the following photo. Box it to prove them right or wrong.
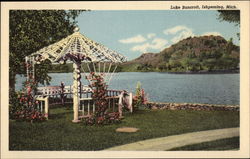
[47,69,239,74]
[17,69,240,75]
[166,69,239,74]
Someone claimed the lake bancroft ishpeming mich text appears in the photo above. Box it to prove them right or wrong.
[171,5,237,10]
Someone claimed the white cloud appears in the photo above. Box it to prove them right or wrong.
[202,32,222,36]
[163,25,194,43]
[120,27,224,55]
[171,30,194,43]
[131,43,151,52]
[163,25,191,35]
[119,34,147,44]
[131,38,168,53]
[151,38,168,50]
[147,33,156,39]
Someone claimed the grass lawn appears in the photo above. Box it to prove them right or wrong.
[9,106,239,151]
[170,137,239,151]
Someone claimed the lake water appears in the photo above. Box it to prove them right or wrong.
[15,72,239,105]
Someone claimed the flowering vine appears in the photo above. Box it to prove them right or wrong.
[10,61,46,122]
[82,72,121,125]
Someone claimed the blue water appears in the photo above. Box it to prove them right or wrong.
[15,72,239,105]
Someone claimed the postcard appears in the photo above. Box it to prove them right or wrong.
[1,1,249,158]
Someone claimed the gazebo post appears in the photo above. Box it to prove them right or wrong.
[72,61,81,123]
[25,56,29,82]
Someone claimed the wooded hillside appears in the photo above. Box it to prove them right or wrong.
[119,35,239,72]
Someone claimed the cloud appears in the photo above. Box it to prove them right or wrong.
[151,38,168,50]
[163,25,191,35]
[147,33,156,39]
[171,30,194,43]
[131,43,151,52]
[202,32,222,36]
[119,34,147,44]
[131,38,168,52]
[120,26,225,55]
[120,33,168,52]
[163,25,194,43]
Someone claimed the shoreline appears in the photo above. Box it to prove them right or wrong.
[17,68,240,74]
[47,70,239,74]
[166,69,239,74]
[146,102,239,111]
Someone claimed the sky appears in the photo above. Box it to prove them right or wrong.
[76,10,240,60]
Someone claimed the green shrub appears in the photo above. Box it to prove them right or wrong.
[133,82,148,110]
[9,77,46,122]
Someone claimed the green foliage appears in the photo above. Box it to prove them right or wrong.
[163,36,239,72]
[34,60,53,85]
[9,78,46,122]
[217,10,240,26]
[49,62,123,73]
[135,82,141,96]
[9,90,24,119]
[50,63,73,73]
[181,58,200,71]
[133,82,148,110]
[117,63,141,72]
[9,10,85,90]
[136,63,153,71]
[217,10,240,39]
[202,58,218,70]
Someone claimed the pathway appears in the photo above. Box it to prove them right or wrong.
[104,127,239,151]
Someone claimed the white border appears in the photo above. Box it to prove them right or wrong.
[1,1,249,158]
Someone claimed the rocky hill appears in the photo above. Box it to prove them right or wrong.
[119,35,239,72]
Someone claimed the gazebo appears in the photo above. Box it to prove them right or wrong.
[25,28,128,123]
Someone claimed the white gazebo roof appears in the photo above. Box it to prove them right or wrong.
[29,28,127,63]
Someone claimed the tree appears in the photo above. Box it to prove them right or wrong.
[181,57,200,71]
[225,38,235,55]
[202,58,217,71]
[217,10,240,26]
[217,10,240,39]
[9,10,86,91]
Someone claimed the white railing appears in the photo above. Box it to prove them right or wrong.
[35,85,124,119]
[79,96,120,118]
[36,85,92,105]
[36,85,92,96]
[35,96,49,119]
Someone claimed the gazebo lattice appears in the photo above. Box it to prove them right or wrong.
[26,28,130,122]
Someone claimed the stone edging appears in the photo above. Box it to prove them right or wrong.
[146,102,239,111]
